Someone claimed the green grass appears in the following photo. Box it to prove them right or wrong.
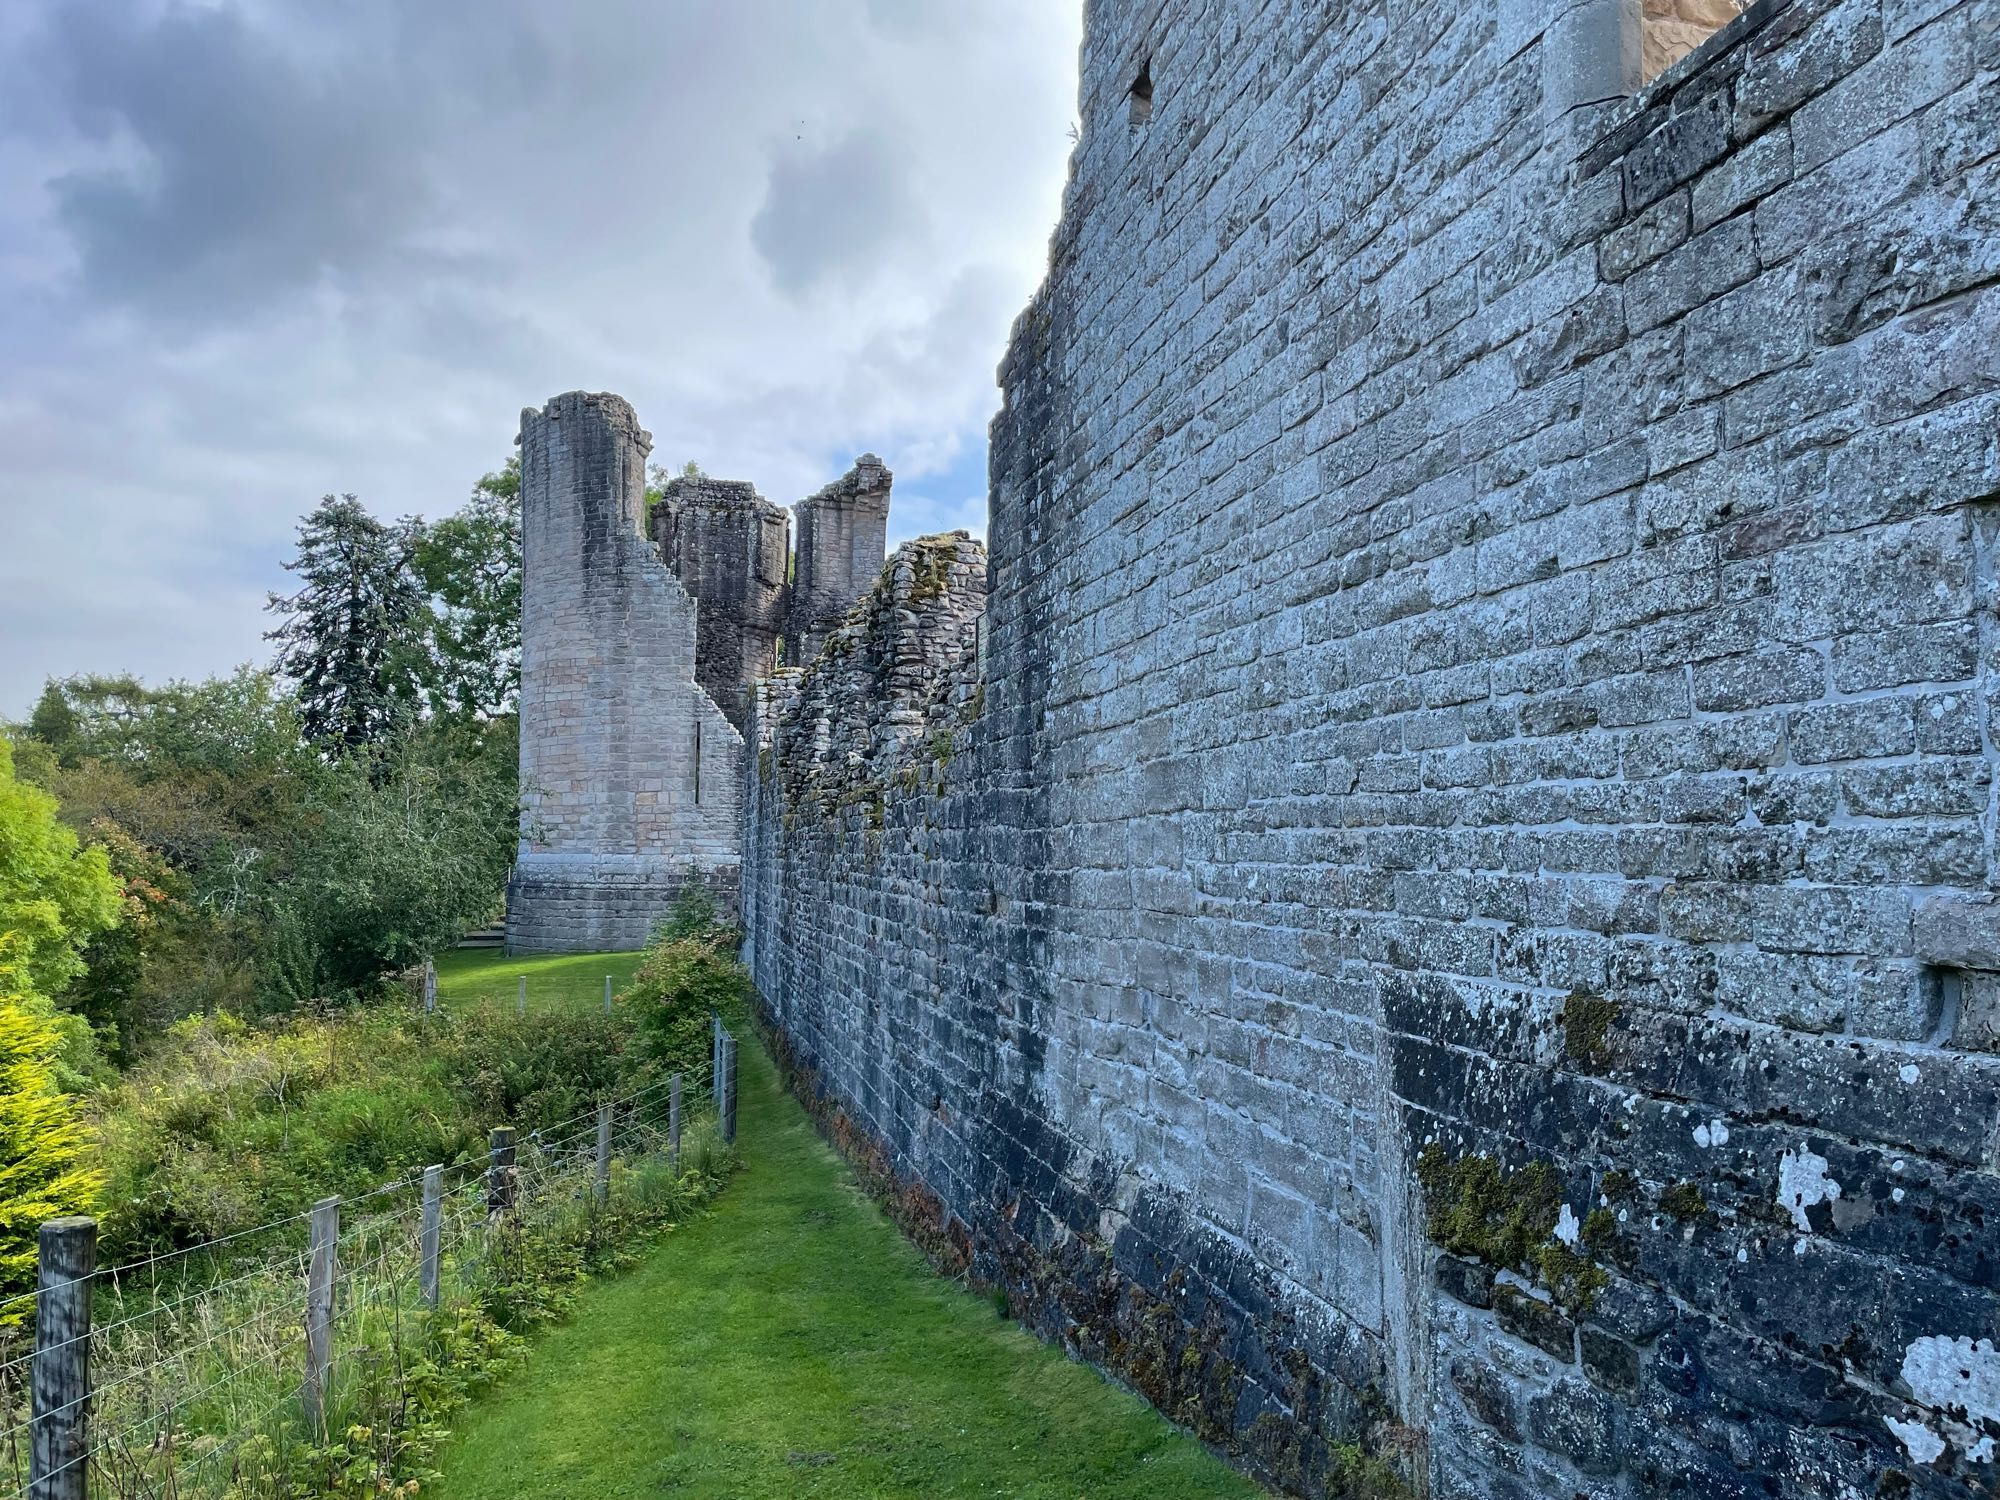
[435,946,648,1013]
[430,1017,1265,1499]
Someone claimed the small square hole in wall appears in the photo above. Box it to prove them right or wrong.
[1128,60,1153,127]
[1923,964,2000,1052]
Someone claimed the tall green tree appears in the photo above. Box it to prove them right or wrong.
[266,495,425,754]
[408,459,522,721]
[265,723,518,1003]
[25,669,304,781]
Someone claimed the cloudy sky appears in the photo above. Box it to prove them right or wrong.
[0,0,1082,715]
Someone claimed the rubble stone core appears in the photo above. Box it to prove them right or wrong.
[739,0,2000,1496]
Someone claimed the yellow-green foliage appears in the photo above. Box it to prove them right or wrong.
[0,735,122,1001]
[0,985,102,1312]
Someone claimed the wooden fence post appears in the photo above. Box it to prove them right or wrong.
[423,960,437,1015]
[303,1197,338,1438]
[29,1216,94,1500]
[711,1013,723,1111]
[594,1104,613,1207]
[517,975,526,1016]
[487,1127,517,1219]
[419,1165,443,1308]
[721,1033,738,1145]
[670,1073,683,1173]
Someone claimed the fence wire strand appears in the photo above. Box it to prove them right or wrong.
[3,1030,739,1500]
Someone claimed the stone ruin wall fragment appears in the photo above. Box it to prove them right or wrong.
[507,391,744,953]
[743,0,2000,1495]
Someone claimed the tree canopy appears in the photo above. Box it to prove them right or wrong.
[408,459,522,720]
[265,494,425,754]
[0,735,122,1004]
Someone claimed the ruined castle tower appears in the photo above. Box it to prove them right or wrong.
[506,391,742,953]
[649,475,790,735]
[786,455,891,668]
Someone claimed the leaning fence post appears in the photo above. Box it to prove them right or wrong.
[594,1103,613,1207]
[670,1073,683,1173]
[721,1032,738,1145]
[30,1216,95,1500]
[419,1165,443,1308]
[423,960,437,1015]
[517,975,526,1016]
[487,1127,517,1219]
[303,1197,338,1438]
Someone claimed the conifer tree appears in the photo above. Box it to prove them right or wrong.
[266,495,424,753]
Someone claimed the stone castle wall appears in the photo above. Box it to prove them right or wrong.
[508,392,743,953]
[649,474,791,735]
[745,0,2000,1496]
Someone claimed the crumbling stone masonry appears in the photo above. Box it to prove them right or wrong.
[506,392,744,953]
[649,473,791,734]
[787,456,893,670]
[742,0,2000,1496]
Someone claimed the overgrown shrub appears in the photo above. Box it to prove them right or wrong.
[1,1105,735,1498]
[620,885,751,1076]
[92,1002,656,1266]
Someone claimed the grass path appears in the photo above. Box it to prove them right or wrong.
[429,1030,1263,1499]
[434,946,648,1013]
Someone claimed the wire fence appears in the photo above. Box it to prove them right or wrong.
[0,1018,742,1500]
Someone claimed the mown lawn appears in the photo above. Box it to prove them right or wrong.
[434,945,648,1013]
[428,963,1264,1500]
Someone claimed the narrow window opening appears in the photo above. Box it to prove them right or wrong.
[1128,60,1153,127]
[1923,965,1964,1045]
[693,720,702,805]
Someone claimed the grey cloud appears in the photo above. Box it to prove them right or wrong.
[750,128,925,298]
[37,1,441,321]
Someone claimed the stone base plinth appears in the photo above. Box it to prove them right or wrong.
[505,853,738,955]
